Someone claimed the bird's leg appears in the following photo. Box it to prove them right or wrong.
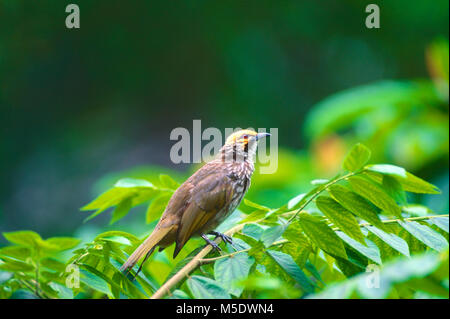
[201,234,222,252]
[208,231,239,251]
[208,231,233,244]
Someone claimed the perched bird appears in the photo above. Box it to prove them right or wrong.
[120,129,270,276]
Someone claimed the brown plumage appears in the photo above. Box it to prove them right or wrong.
[120,129,270,275]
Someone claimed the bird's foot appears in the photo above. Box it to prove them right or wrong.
[201,234,222,252]
[208,231,233,245]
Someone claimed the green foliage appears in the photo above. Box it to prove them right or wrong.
[308,250,449,299]
[1,147,448,299]
[214,252,254,297]
[343,143,371,172]
[0,231,80,299]
[187,275,231,299]
[80,175,178,224]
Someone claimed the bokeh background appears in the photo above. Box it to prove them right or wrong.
[0,1,448,244]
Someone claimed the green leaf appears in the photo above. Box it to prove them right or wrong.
[247,241,266,264]
[286,193,307,210]
[94,231,141,245]
[146,193,172,223]
[242,224,264,240]
[239,210,268,224]
[343,143,371,172]
[243,199,271,212]
[44,237,81,251]
[283,221,311,248]
[304,80,437,139]
[281,242,311,269]
[0,246,31,260]
[336,232,381,264]
[110,197,133,225]
[304,261,325,286]
[216,209,244,233]
[79,268,111,296]
[430,217,449,233]
[382,175,407,205]
[311,179,329,185]
[81,178,158,222]
[365,168,440,194]
[169,289,191,299]
[114,178,155,188]
[400,172,441,194]
[10,289,39,299]
[81,188,132,212]
[0,257,34,272]
[260,225,286,247]
[159,174,180,190]
[48,282,73,299]
[398,221,449,252]
[298,213,347,259]
[366,226,410,257]
[279,185,328,214]
[309,251,442,299]
[82,190,133,222]
[109,257,157,295]
[316,196,366,245]
[267,250,315,293]
[41,258,67,272]
[187,275,231,299]
[79,264,127,297]
[3,231,42,247]
[402,204,434,216]
[365,164,406,178]
[214,253,255,297]
[328,185,386,231]
[348,176,402,218]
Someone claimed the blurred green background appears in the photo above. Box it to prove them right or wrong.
[0,1,448,243]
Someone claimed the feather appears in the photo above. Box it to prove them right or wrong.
[120,224,175,273]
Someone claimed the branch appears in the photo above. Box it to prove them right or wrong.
[150,222,246,299]
[199,240,285,264]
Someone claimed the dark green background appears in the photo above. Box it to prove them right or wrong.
[0,1,448,240]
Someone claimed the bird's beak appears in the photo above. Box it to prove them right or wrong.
[256,132,271,141]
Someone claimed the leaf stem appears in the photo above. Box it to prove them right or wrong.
[343,214,449,230]
[199,240,286,263]
[287,171,360,223]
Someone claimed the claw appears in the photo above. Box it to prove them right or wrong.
[208,231,233,244]
[201,234,222,252]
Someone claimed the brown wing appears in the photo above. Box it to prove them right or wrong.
[173,165,234,257]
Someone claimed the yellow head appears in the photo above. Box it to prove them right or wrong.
[222,129,270,159]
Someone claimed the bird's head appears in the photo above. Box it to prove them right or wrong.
[221,129,270,162]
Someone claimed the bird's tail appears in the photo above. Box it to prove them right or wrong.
[120,225,173,273]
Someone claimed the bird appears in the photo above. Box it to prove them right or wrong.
[120,129,270,276]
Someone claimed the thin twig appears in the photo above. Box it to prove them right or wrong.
[35,259,40,296]
[345,214,449,230]
[287,171,359,223]
[199,240,286,264]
